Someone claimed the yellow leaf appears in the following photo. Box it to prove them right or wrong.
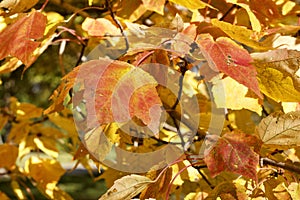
[252,49,300,102]
[256,111,300,147]
[211,19,272,50]
[282,102,300,113]
[99,174,154,200]
[282,1,296,15]
[286,182,300,200]
[258,67,300,102]
[212,76,262,115]
[227,110,257,134]
[142,0,165,15]
[7,121,30,144]
[33,138,59,158]
[225,0,261,32]
[45,12,64,36]
[0,144,18,169]
[25,157,66,187]
[15,102,43,121]
[0,57,22,74]
[168,0,214,10]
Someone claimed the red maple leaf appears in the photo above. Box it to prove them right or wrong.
[204,130,262,181]
[198,35,263,98]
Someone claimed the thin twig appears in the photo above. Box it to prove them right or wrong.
[261,157,300,174]
[40,0,49,11]
[105,0,129,52]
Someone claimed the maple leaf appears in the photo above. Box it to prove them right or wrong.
[0,11,47,67]
[197,35,263,98]
[73,59,162,134]
[256,111,300,147]
[204,130,261,180]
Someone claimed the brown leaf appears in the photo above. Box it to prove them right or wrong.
[0,11,47,67]
[256,111,300,147]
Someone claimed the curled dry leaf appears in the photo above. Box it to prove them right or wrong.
[98,174,154,200]
[256,111,300,147]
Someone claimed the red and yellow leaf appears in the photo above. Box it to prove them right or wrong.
[198,35,262,98]
[73,59,162,134]
[204,130,261,180]
[0,11,46,67]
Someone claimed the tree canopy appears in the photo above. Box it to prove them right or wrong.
[1,0,300,199]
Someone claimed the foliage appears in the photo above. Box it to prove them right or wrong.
[0,0,300,199]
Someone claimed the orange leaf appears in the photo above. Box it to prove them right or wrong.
[204,130,261,181]
[198,35,262,98]
[0,11,46,67]
[82,17,120,37]
[73,59,162,134]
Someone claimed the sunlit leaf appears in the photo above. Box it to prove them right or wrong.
[168,0,212,10]
[73,59,162,134]
[256,111,300,147]
[252,49,300,102]
[211,19,273,51]
[0,11,47,67]
[82,17,121,37]
[25,157,66,187]
[99,174,154,200]
[226,0,261,32]
[198,35,262,98]
[204,130,261,180]
[212,76,262,115]
[142,0,165,15]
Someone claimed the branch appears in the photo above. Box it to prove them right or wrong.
[261,157,300,174]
